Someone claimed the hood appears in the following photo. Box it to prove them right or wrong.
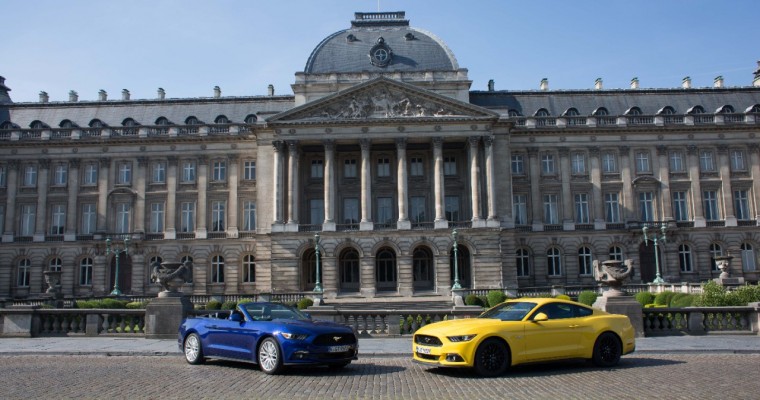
[274,318,354,334]
[416,317,511,337]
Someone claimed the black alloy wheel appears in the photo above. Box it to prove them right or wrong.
[592,332,622,367]
[473,338,510,377]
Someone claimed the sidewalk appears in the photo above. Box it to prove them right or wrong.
[0,335,759,356]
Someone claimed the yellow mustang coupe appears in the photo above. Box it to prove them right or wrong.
[413,298,635,376]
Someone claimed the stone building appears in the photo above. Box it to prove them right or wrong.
[1,11,760,301]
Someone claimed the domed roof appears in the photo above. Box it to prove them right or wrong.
[304,12,459,74]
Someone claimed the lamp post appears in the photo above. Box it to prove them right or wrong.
[313,232,323,293]
[642,223,667,284]
[451,229,462,290]
[106,236,131,296]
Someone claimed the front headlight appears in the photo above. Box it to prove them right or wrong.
[447,334,477,342]
[279,332,309,340]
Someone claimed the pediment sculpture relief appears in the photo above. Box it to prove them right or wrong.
[303,87,462,120]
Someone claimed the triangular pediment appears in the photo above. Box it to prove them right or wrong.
[267,77,498,125]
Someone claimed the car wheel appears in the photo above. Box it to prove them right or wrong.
[327,361,350,369]
[592,332,622,367]
[184,333,205,365]
[258,337,284,375]
[473,338,509,377]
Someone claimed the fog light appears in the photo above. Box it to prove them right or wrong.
[445,354,464,362]
[293,351,309,359]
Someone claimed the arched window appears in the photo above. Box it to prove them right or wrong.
[507,109,522,117]
[741,244,757,272]
[376,248,397,292]
[180,255,193,265]
[625,107,642,115]
[214,115,230,124]
[122,118,138,127]
[242,255,255,283]
[59,119,76,128]
[547,248,562,276]
[516,248,531,277]
[563,108,580,116]
[687,105,705,114]
[535,108,550,117]
[658,106,676,115]
[339,248,360,292]
[609,246,624,261]
[211,255,225,283]
[709,244,723,272]
[185,116,201,125]
[79,257,93,285]
[717,105,735,114]
[746,104,760,114]
[578,247,593,276]
[592,107,609,116]
[89,119,105,128]
[244,114,258,124]
[678,244,693,272]
[150,256,163,267]
[17,258,31,287]
[49,257,62,272]
[412,247,434,290]
[30,120,47,129]
[155,117,171,126]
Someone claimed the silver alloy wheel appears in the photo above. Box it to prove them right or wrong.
[184,334,203,364]
[259,339,280,373]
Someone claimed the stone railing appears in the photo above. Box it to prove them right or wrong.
[307,308,483,336]
[642,306,759,336]
[1,307,146,337]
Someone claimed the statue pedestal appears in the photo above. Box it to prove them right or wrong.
[593,295,644,338]
[145,296,193,339]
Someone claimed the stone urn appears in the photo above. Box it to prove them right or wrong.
[150,261,193,297]
[594,259,634,297]
[714,255,734,279]
[43,270,62,295]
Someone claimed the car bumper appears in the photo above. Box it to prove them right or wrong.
[283,343,359,365]
[412,341,477,368]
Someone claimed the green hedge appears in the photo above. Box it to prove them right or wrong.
[205,300,222,310]
[635,292,655,307]
[577,291,597,306]
[297,298,314,310]
[554,294,571,301]
[486,290,507,307]
[465,294,485,307]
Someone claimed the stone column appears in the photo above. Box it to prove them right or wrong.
[359,139,373,230]
[33,159,50,242]
[468,136,483,227]
[619,146,633,222]
[687,145,705,227]
[750,144,760,223]
[433,137,447,229]
[528,147,542,230]
[559,148,573,229]
[134,157,147,234]
[396,138,411,229]
[484,136,498,227]
[589,147,604,229]
[196,156,208,238]
[3,160,19,242]
[323,140,336,231]
[286,141,299,230]
[65,159,80,241]
[657,146,673,222]
[718,145,736,226]
[165,156,177,239]
[493,134,513,228]
[272,141,285,228]
[227,154,239,237]
[96,157,110,233]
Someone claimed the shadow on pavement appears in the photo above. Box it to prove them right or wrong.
[204,359,406,376]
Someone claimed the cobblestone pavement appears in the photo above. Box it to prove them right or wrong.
[3,354,760,399]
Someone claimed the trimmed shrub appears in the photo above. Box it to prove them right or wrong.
[221,300,238,310]
[654,291,676,306]
[206,300,222,310]
[694,281,728,307]
[669,293,695,308]
[728,284,760,306]
[126,301,149,309]
[486,290,507,307]
[237,298,254,305]
[635,292,655,307]
[465,294,484,307]
[297,298,314,310]
[554,294,571,301]
[577,291,598,306]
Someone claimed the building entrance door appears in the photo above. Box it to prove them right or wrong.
[639,242,657,283]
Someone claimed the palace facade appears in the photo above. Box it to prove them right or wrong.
[1,12,760,301]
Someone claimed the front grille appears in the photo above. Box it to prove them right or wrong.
[414,334,442,347]
[416,352,438,361]
[314,349,357,360]
[313,333,357,346]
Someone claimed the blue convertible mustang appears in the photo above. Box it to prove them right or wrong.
[178,302,358,374]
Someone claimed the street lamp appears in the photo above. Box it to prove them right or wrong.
[106,236,131,296]
[642,223,667,284]
[451,229,462,290]
[313,232,323,293]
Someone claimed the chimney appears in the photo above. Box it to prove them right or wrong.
[540,78,548,91]
[213,86,221,98]
[630,77,639,89]
[714,76,724,88]
[682,76,691,89]
[267,84,275,96]
[98,89,107,101]
[594,78,603,90]
[39,91,49,103]
[68,90,78,102]
[157,88,165,100]
[122,89,130,100]
[487,79,494,91]
[754,61,760,87]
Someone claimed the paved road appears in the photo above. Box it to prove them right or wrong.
[2,353,760,399]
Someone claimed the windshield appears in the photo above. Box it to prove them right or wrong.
[478,301,536,321]
[242,303,310,321]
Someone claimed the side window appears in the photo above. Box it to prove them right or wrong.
[535,303,575,320]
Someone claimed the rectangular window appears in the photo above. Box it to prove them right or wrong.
[513,194,527,225]
[672,191,689,221]
[149,202,164,233]
[54,164,68,186]
[541,154,555,175]
[180,202,195,232]
[730,150,746,171]
[212,160,226,181]
[343,198,359,224]
[79,259,93,286]
[152,162,166,183]
[602,153,617,173]
[669,151,685,172]
[635,151,650,173]
[311,159,324,178]
[20,204,35,236]
[182,161,196,182]
[639,192,654,222]
[734,190,750,221]
[574,193,590,224]
[118,162,131,185]
[699,150,715,172]
[243,161,256,180]
[443,157,457,176]
[83,163,98,185]
[543,194,559,224]
[445,196,460,222]
[243,201,257,231]
[571,153,586,174]
[17,261,30,287]
[115,203,131,233]
[211,201,226,232]
[511,154,524,175]
[309,199,323,226]
[604,193,620,223]
[377,197,394,224]
[243,256,256,283]
[377,158,390,177]
[81,203,96,234]
[410,157,424,176]
[344,159,357,178]
[410,196,426,222]
[24,165,37,186]
[50,204,66,235]
[703,190,720,221]
[0,165,6,187]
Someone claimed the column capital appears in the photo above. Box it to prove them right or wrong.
[39,158,50,170]
[527,146,539,156]
[467,136,480,147]
[7,159,19,170]
[167,156,178,166]
[687,145,699,155]
[588,146,600,157]
[360,138,371,151]
[656,145,668,156]
[286,140,299,153]
[69,158,81,169]
[618,146,630,156]
[137,156,149,167]
[323,139,335,151]
[483,135,494,147]
[717,144,729,154]
[272,140,285,152]
[99,157,111,168]
[197,155,208,164]
[432,136,443,148]
[558,147,569,157]
[395,137,407,150]
[748,143,760,153]
[228,154,240,162]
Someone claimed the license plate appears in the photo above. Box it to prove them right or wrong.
[416,346,431,354]
[328,345,351,353]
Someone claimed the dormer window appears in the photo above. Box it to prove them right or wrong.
[535,108,550,117]
[563,108,579,116]
[89,119,105,128]
[717,105,735,114]
[687,105,705,114]
[625,107,642,115]
[185,116,201,125]
[30,120,47,129]
[155,117,172,125]
[215,115,229,124]
[244,114,258,124]
[59,120,76,128]
[592,107,609,116]
[658,106,676,115]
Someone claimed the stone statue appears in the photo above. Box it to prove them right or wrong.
[594,259,634,297]
[150,260,193,295]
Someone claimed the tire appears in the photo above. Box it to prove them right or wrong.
[473,338,510,377]
[184,333,205,365]
[327,361,350,369]
[258,337,284,375]
[592,332,622,367]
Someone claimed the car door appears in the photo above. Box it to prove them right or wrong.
[212,312,262,361]
[522,303,583,362]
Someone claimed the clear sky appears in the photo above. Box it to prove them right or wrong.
[2,0,758,102]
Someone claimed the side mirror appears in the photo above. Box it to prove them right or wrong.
[532,312,549,322]
[303,313,311,319]
[230,312,244,322]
